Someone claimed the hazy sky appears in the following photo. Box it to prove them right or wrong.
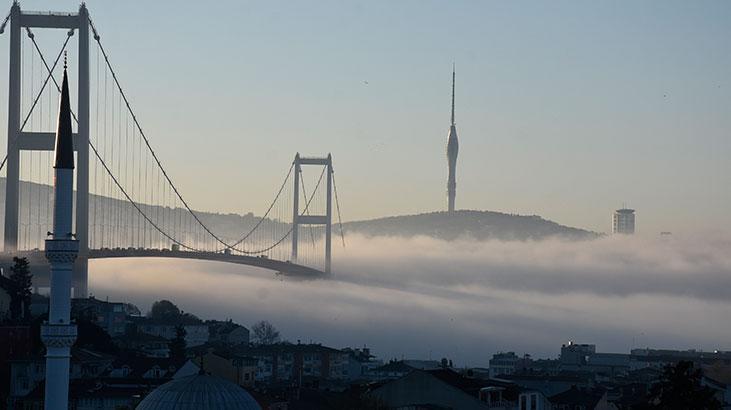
[0,1,729,235]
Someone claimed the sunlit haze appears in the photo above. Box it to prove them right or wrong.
[1,1,729,234]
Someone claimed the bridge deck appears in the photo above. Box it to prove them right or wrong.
[88,249,326,277]
[0,249,327,280]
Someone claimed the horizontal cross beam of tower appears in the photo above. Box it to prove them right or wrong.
[15,132,79,150]
[298,157,331,165]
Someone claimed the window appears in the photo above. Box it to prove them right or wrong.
[531,394,537,410]
[520,395,527,410]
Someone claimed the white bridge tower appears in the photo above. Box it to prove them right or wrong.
[3,2,90,297]
[291,153,333,273]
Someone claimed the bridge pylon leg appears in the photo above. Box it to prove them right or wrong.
[3,3,21,253]
[325,154,332,274]
[291,154,300,262]
[75,4,91,297]
[73,258,89,298]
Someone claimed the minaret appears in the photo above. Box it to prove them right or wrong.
[446,64,459,213]
[41,54,79,410]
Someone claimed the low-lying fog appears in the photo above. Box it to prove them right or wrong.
[88,233,731,367]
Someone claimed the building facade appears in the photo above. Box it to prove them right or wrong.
[488,352,533,379]
[71,297,130,337]
[612,208,635,234]
[241,343,348,383]
[133,318,210,348]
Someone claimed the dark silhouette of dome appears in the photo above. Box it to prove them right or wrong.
[136,374,261,410]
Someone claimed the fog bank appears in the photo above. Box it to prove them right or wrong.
[88,233,731,367]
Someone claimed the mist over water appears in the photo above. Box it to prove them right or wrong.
[88,233,731,367]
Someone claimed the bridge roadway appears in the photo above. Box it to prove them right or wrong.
[87,248,326,277]
[0,248,326,290]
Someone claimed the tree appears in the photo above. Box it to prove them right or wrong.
[642,360,722,409]
[251,320,281,345]
[147,300,201,325]
[148,300,181,322]
[9,257,32,320]
[169,325,187,360]
[75,317,118,354]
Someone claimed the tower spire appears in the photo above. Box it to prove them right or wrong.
[450,63,455,127]
[54,55,74,169]
[446,64,459,213]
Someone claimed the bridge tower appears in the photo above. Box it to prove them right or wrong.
[3,3,90,296]
[291,153,333,273]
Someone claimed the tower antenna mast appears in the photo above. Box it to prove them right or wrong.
[451,62,456,127]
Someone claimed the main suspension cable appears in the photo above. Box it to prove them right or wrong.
[89,16,304,254]
[88,17,237,250]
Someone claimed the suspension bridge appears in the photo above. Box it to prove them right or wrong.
[0,3,346,296]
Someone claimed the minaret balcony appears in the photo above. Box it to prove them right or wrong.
[41,323,77,348]
[45,238,80,265]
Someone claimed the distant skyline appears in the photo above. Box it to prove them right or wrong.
[0,0,729,235]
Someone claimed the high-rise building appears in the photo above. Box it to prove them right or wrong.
[612,208,636,234]
[446,65,459,213]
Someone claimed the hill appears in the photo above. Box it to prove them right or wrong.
[0,179,596,244]
[342,210,598,241]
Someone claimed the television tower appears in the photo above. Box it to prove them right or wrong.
[41,55,79,409]
[446,64,459,213]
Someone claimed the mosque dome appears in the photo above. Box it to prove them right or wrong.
[136,373,261,410]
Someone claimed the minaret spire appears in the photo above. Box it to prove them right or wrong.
[54,52,74,170]
[42,52,79,410]
[451,63,455,127]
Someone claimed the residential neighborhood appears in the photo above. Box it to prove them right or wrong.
[1,284,729,409]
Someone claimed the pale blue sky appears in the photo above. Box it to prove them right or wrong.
[1,0,729,234]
